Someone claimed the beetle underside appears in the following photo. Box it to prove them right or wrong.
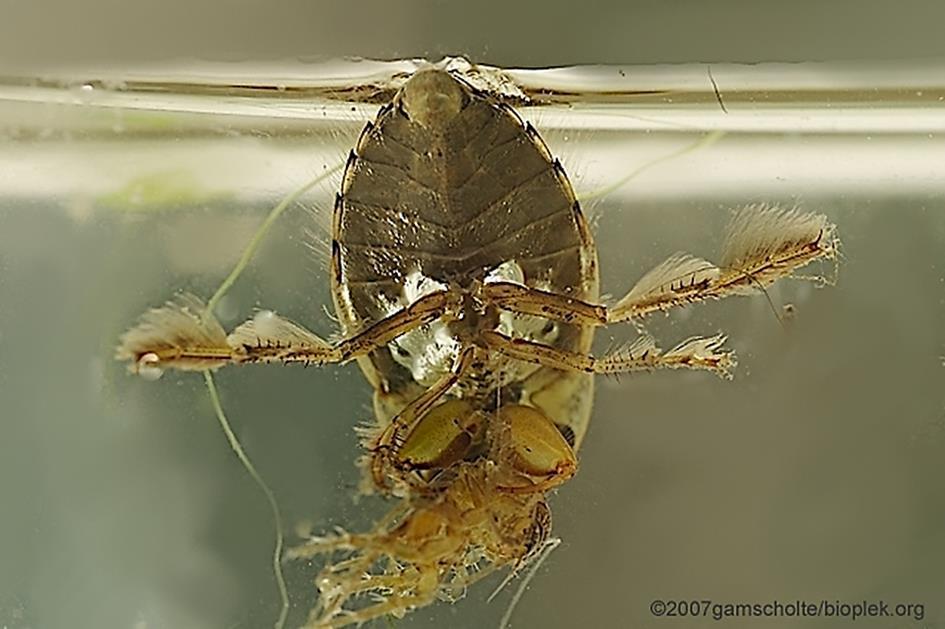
[116,62,840,628]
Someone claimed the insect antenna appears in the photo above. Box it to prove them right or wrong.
[495,537,562,629]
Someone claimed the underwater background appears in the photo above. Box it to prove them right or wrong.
[2,3,945,628]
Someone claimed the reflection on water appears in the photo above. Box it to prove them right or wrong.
[1,59,944,629]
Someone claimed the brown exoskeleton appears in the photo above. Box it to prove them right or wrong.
[117,61,839,627]
[288,402,573,627]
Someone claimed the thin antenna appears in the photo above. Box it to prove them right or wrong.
[497,538,561,629]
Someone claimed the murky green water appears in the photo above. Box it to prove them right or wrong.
[1,59,944,629]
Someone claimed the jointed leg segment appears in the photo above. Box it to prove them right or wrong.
[482,330,735,379]
[484,205,838,326]
[483,281,608,326]
[473,206,837,382]
[367,346,477,490]
[116,289,455,373]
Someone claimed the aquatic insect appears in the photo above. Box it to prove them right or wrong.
[116,62,839,627]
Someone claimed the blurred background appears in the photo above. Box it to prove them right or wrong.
[1,3,944,629]
[4,0,945,69]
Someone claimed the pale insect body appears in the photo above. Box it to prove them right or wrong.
[116,60,840,628]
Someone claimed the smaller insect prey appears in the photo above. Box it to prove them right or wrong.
[117,64,839,627]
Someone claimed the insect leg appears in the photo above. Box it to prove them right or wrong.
[608,205,840,322]
[482,330,735,379]
[365,346,476,491]
[303,562,442,629]
[289,500,414,624]
[484,206,838,325]
[116,290,454,373]
[482,281,608,327]
[311,551,384,627]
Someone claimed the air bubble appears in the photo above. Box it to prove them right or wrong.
[137,353,164,381]
[253,310,280,337]
[71,83,94,102]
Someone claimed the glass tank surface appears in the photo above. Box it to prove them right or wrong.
[1,58,944,629]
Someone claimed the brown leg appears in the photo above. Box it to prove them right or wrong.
[365,346,477,491]
[483,205,839,325]
[482,330,735,379]
[303,562,442,628]
[116,289,455,373]
[608,205,840,321]
[482,281,607,327]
